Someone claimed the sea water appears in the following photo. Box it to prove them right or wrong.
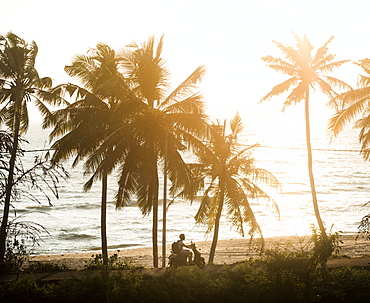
[2,112,370,255]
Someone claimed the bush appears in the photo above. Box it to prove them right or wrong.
[84,252,139,270]
[311,226,342,266]
[1,255,370,302]
[23,261,70,273]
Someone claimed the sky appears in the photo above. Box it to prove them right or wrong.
[1,0,370,121]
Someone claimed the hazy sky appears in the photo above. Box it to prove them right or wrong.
[1,0,369,120]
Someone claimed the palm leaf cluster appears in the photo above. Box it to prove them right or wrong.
[0,33,54,132]
[329,59,370,160]
[261,35,350,110]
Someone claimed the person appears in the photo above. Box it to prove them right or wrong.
[177,233,192,263]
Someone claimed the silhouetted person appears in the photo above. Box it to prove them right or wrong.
[177,233,192,263]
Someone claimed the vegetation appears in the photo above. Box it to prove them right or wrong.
[356,206,370,241]
[1,260,370,302]
[0,32,62,268]
[107,36,208,268]
[45,43,131,265]
[329,58,370,158]
[84,253,139,271]
[191,113,280,263]
[260,34,350,241]
[0,129,67,272]
[2,30,370,275]
[328,59,370,238]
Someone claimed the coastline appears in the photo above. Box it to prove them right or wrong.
[28,234,370,269]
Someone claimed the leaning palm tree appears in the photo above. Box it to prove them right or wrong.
[191,113,280,264]
[0,32,57,267]
[260,34,350,238]
[329,58,370,160]
[45,43,135,265]
[110,36,208,268]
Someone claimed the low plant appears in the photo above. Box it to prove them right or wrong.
[3,236,28,274]
[311,226,342,266]
[84,252,139,270]
[2,216,49,274]
[23,261,70,273]
[357,211,370,241]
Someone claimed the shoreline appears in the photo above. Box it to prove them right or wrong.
[28,234,370,269]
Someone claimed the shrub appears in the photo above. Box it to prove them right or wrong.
[311,226,342,266]
[23,261,70,273]
[84,252,139,270]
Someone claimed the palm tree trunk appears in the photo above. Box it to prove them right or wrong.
[161,130,168,268]
[148,139,159,268]
[152,174,159,268]
[101,173,108,266]
[0,100,22,268]
[304,88,326,236]
[208,180,225,264]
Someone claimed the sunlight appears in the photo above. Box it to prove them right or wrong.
[2,0,370,268]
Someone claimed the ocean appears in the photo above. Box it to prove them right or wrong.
[3,111,370,255]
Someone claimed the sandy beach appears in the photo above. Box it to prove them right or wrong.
[28,234,370,270]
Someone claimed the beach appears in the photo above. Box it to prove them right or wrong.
[28,234,370,269]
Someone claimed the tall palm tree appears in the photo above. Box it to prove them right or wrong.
[191,113,280,264]
[329,58,370,160]
[0,32,56,267]
[110,36,208,267]
[45,43,135,265]
[260,34,350,238]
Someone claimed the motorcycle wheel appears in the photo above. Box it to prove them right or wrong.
[197,258,206,269]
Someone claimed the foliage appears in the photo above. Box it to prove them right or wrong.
[329,59,370,160]
[0,31,64,267]
[0,134,68,273]
[2,262,370,302]
[192,113,280,263]
[23,261,70,273]
[0,152,69,207]
[3,234,27,274]
[46,43,129,266]
[111,36,208,268]
[2,215,49,274]
[311,226,342,266]
[357,213,370,240]
[84,253,140,270]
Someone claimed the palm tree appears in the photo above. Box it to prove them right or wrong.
[329,58,370,160]
[110,36,208,267]
[260,34,350,238]
[45,43,135,265]
[191,113,280,264]
[0,32,56,267]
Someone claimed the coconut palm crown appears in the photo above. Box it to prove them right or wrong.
[329,58,370,160]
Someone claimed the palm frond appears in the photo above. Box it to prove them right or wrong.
[160,65,206,109]
[329,97,369,137]
[260,77,299,103]
[311,36,333,67]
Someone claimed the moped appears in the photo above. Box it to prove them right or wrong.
[168,242,205,268]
